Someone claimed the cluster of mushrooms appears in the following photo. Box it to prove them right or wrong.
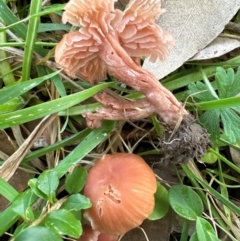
[79,153,157,241]
[54,0,205,239]
[55,0,188,128]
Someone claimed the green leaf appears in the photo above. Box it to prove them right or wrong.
[216,67,240,98]
[169,185,203,220]
[189,232,199,241]
[37,170,59,203]
[65,166,87,194]
[15,226,63,241]
[55,120,115,178]
[197,178,240,216]
[188,81,216,102]
[196,217,221,241]
[0,121,114,236]
[0,82,113,129]
[0,97,24,113]
[0,177,19,201]
[61,194,91,211]
[201,151,218,164]
[199,109,220,142]
[13,222,30,239]
[188,67,240,144]
[38,23,71,33]
[148,182,169,220]
[220,108,240,143]
[42,209,82,238]
[22,0,43,81]
[11,190,35,221]
[0,2,28,40]
[28,178,48,200]
[0,70,60,105]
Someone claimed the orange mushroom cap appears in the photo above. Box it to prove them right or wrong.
[78,226,118,241]
[83,153,157,235]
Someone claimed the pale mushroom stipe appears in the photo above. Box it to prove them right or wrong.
[83,153,157,235]
[55,0,188,127]
[77,225,118,241]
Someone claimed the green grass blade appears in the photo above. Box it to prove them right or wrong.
[55,120,116,178]
[21,0,42,81]
[0,178,19,201]
[0,82,113,129]
[197,178,240,216]
[38,23,70,33]
[0,120,115,235]
[23,128,91,163]
[0,1,28,40]
[0,70,61,105]
[192,96,240,110]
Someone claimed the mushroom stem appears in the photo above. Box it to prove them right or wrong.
[99,34,187,126]
[84,92,156,128]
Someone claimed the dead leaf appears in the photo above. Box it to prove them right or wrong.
[143,0,240,79]
[191,37,240,60]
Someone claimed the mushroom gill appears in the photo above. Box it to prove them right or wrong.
[116,0,175,62]
[55,0,187,126]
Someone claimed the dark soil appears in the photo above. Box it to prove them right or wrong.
[159,115,212,165]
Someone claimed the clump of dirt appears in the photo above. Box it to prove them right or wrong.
[159,115,212,165]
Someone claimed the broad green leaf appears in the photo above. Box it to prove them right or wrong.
[220,108,240,143]
[28,178,48,200]
[196,217,221,241]
[43,209,82,238]
[65,167,87,194]
[169,185,203,220]
[190,232,199,241]
[216,67,240,98]
[37,170,59,203]
[200,109,220,142]
[61,194,91,211]
[13,222,29,239]
[15,226,63,241]
[201,151,218,164]
[11,190,35,221]
[188,81,216,102]
[188,67,240,144]
[148,182,169,220]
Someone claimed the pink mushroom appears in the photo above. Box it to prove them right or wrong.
[83,153,157,235]
[55,0,187,126]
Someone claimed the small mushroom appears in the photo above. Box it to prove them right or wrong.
[83,153,157,235]
[78,225,118,241]
[55,0,187,126]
